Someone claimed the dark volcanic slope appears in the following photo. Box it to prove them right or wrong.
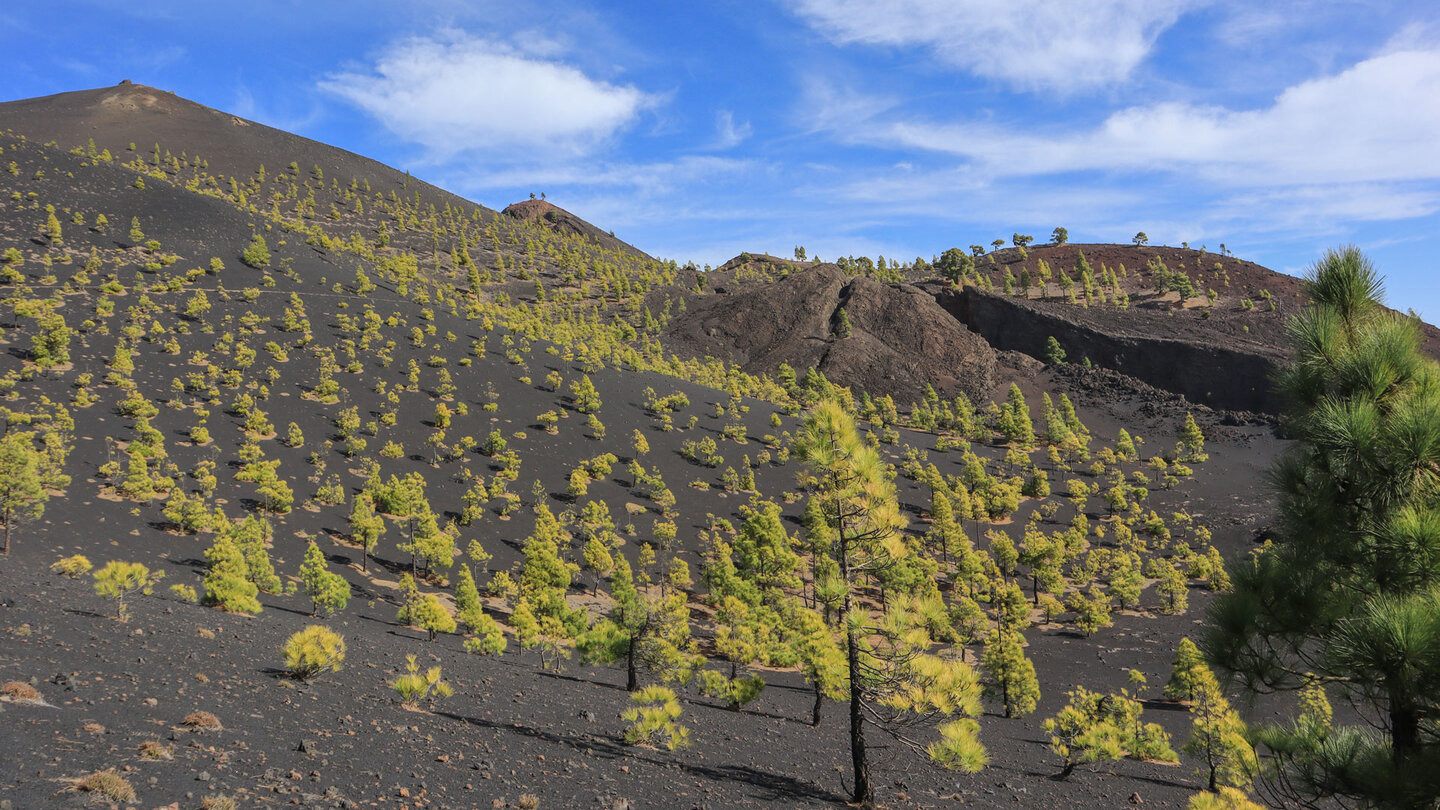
[502,199,652,261]
[666,263,997,403]
[0,82,477,214]
[0,83,1293,810]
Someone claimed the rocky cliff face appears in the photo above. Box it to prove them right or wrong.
[666,260,1301,413]
[664,265,997,403]
[933,286,1285,414]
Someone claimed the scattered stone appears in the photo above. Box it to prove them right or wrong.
[196,771,211,782]
[1129,792,1143,804]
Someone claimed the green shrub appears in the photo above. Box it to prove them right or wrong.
[50,554,92,578]
[390,654,452,708]
[283,625,346,681]
[623,685,689,750]
[240,234,271,268]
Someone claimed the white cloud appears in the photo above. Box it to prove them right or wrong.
[794,76,899,133]
[441,155,755,195]
[788,0,1195,91]
[319,31,655,158]
[832,45,1440,189]
[711,110,752,149]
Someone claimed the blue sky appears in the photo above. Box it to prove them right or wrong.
[4,1,1439,317]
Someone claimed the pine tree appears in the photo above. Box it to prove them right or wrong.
[347,492,384,572]
[1177,412,1207,462]
[0,432,46,555]
[231,516,282,594]
[795,401,987,804]
[1165,638,1207,703]
[1154,559,1189,614]
[926,487,961,562]
[1115,429,1138,461]
[298,540,349,617]
[1067,585,1113,636]
[31,309,70,370]
[581,535,614,594]
[403,587,456,641]
[240,233,271,268]
[203,531,261,614]
[43,210,62,242]
[577,555,695,690]
[1207,248,1440,806]
[1045,685,1176,778]
[981,628,1041,718]
[1184,667,1257,792]
[92,561,161,621]
[454,564,485,630]
[569,374,602,414]
[997,384,1035,445]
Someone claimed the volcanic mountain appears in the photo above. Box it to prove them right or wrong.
[0,82,1366,809]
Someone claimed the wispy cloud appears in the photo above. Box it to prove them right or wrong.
[710,110,752,149]
[319,30,657,159]
[787,0,1197,92]
[440,154,755,196]
[231,85,326,135]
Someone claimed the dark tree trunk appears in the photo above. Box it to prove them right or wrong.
[848,626,870,805]
[1392,703,1419,766]
[626,642,638,692]
[811,680,824,727]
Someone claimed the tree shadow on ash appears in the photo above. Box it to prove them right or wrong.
[435,708,847,805]
[1140,699,1190,713]
[532,667,629,694]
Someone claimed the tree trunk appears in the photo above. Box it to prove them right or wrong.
[626,642,638,692]
[2,512,9,555]
[811,680,824,727]
[848,625,870,805]
[1391,703,1419,766]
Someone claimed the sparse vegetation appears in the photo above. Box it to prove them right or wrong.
[283,624,347,680]
[0,82,1347,809]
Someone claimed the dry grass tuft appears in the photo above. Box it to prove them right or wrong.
[516,794,541,810]
[66,769,137,802]
[1,680,42,701]
[182,710,223,730]
[200,794,237,810]
[138,740,173,760]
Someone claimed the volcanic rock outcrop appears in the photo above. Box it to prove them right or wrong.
[666,264,997,402]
